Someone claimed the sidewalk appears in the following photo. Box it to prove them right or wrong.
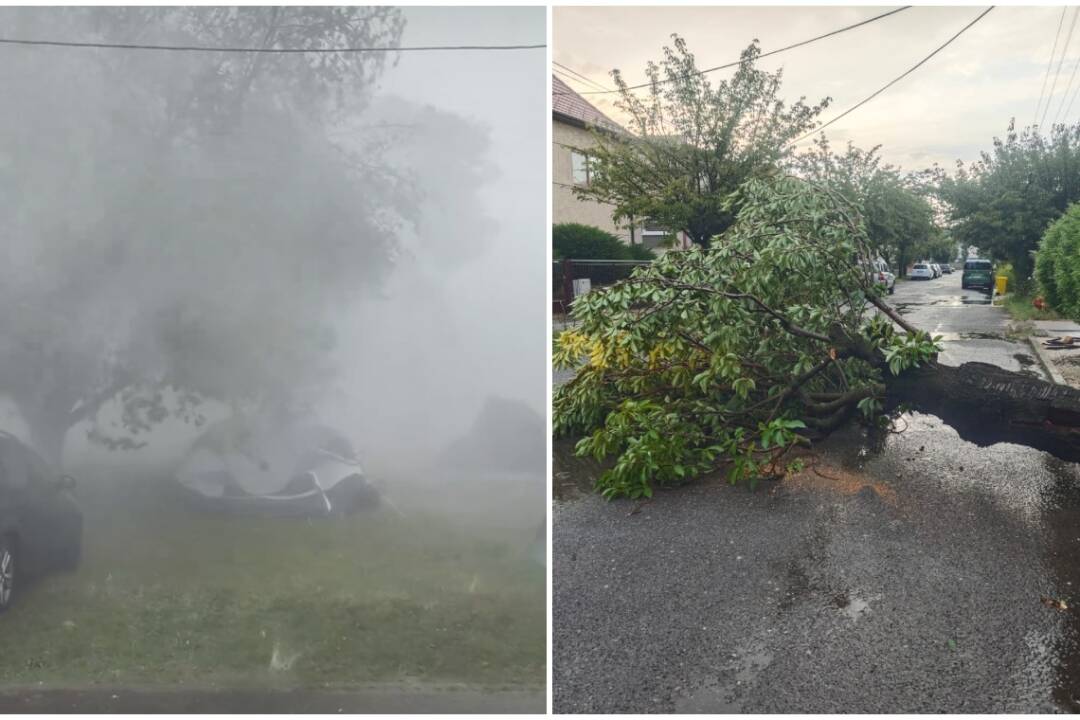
[1029,319,1080,388]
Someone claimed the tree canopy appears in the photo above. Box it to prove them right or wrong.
[791,136,936,274]
[571,37,830,247]
[0,7,490,462]
[933,120,1080,283]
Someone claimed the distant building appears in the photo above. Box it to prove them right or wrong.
[552,76,691,252]
[552,75,632,243]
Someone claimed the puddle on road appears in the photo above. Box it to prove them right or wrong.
[892,296,993,313]
[673,640,773,713]
[928,332,1019,343]
[552,437,603,502]
[832,591,882,621]
[1013,353,1044,378]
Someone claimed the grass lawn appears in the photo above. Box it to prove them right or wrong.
[1002,291,1062,322]
[0,479,545,691]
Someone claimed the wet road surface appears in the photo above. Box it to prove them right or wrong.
[553,275,1080,713]
[0,686,545,713]
[890,275,1043,376]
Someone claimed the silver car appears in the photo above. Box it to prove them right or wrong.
[869,258,896,295]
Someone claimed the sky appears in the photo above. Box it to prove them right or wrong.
[326,6,549,459]
[371,5,547,413]
[554,5,1074,173]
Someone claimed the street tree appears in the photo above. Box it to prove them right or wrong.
[554,172,1080,499]
[933,119,1080,285]
[791,136,935,275]
[0,7,490,463]
[571,36,830,247]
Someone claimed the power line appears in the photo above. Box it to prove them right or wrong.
[553,67,609,94]
[1034,7,1068,126]
[0,37,545,53]
[1062,60,1080,124]
[553,6,912,96]
[1053,12,1080,126]
[1040,5,1080,127]
[789,6,994,148]
[553,67,606,94]
[552,61,612,93]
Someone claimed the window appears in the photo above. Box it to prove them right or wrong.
[571,151,592,185]
[641,221,674,250]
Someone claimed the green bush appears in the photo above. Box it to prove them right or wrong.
[1035,203,1080,318]
[553,223,655,261]
[623,243,658,261]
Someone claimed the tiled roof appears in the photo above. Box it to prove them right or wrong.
[552,74,624,134]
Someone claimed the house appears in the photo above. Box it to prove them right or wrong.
[552,75,690,252]
[552,74,632,243]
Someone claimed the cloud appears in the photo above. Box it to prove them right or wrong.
[554,5,1071,172]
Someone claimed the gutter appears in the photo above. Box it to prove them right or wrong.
[1028,336,1068,386]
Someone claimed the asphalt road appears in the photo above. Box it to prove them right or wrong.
[889,274,1044,377]
[553,274,1080,713]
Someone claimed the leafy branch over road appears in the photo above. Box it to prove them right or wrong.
[554,174,1080,499]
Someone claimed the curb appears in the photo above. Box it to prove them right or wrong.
[1029,336,1068,385]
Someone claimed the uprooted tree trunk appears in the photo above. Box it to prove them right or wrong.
[826,294,1080,463]
[885,360,1080,463]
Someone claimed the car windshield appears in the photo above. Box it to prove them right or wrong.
[914,264,928,269]
[965,261,992,270]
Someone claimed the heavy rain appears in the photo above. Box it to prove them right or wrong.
[0,6,545,712]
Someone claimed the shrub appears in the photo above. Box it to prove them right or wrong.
[553,223,655,261]
[1035,204,1080,319]
[623,243,658,261]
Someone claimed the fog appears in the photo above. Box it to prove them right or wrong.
[0,7,545,697]
[0,7,545,523]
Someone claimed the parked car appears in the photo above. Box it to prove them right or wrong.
[910,262,934,280]
[961,258,995,291]
[867,258,896,295]
[0,432,82,612]
[930,263,942,278]
[941,264,954,274]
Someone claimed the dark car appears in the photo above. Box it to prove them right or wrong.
[941,264,954,274]
[0,432,82,612]
[961,258,995,291]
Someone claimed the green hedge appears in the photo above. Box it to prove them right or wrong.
[553,223,655,261]
[1035,203,1080,319]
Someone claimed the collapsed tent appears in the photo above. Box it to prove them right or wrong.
[174,419,380,517]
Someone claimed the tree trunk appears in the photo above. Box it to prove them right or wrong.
[884,360,1080,463]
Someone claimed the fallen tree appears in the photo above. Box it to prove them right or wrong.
[553,173,1080,499]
